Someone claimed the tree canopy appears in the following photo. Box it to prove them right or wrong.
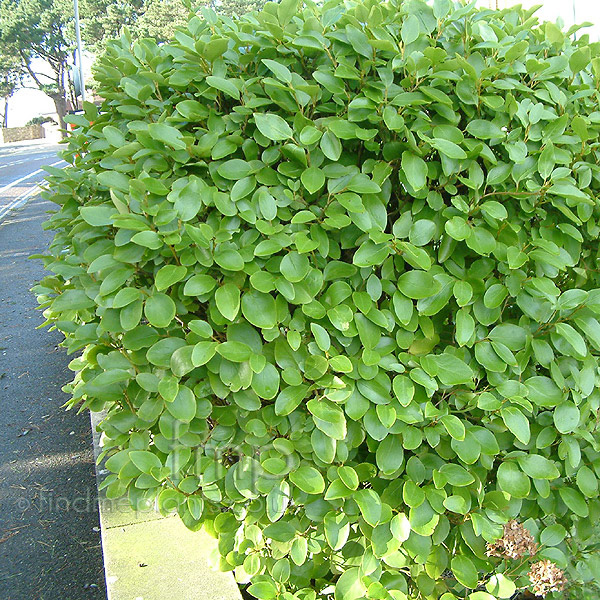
[0,0,76,129]
[0,0,268,130]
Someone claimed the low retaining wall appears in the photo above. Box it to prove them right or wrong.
[1,125,45,143]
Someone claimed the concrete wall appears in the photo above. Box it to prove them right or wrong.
[1,125,45,144]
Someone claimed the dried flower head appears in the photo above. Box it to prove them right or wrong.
[485,519,538,559]
[528,560,567,598]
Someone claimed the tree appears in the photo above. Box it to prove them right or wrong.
[82,0,270,53]
[129,0,190,43]
[0,0,75,133]
[216,0,266,18]
[0,45,23,127]
[80,0,145,52]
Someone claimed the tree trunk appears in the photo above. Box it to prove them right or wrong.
[52,93,68,138]
[2,96,7,128]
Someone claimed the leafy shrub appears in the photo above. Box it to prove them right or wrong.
[35,0,600,599]
[25,115,57,126]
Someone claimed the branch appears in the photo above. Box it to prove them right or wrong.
[18,50,44,89]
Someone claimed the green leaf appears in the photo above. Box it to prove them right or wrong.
[129,450,162,473]
[301,166,325,194]
[466,120,504,140]
[517,454,560,480]
[103,125,126,147]
[231,176,256,202]
[354,241,390,267]
[553,401,580,434]
[354,488,382,526]
[455,309,475,346]
[440,415,466,441]
[334,567,367,600]
[171,345,195,377]
[576,466,598,498]
[443,495,468,514]
[192,341,218,366]
[570,47,591,73]
[397,241,432,270]
[275,385,309,416]
[252,362,280,399]
[52,289,95,311]
[497,462,530,498]
[241,291,278,329]
[262,58,292,83]
[147,122,186,150]
[184,274,217,296]
[430,138,467,159]
[559,487,589,517]
[401,151,427,191]
[131,230,161,249]
[80,205,115,226]
[540,524,566,546]
[247,581,277,600]
[433,354,474,386]
[397,271,441,299]
[216,341,253,362]
[277,0,298,24]
[254,113,293,141]
[390,512,411,542]
[217,159,252,180]
[445,216,471,241]
[320,130,342,161]
[439,463,475,487]
[525,376,563,407]
[555,322,587,357]
[469,593,497,600]
[338,466,359,491]
[376,434,404,473]
[324,512,350,550]
[401,14,420,44]
[545,22,564,46]
[144,294,176,328]
[451,555,478,589]
[167,386,197,422]
[206,75,240,99]
[289,465,325,495]
[393,376,415,406]
[310,323,331,352]
[454,280,473,306]
[215,283,240,321]
[155,265,187,291]
[146,338,186,367]
[408,220,436,247]
[501,407,531,444]
[280,252,311,282]
[307,398,347,440]
[214,247,244,271]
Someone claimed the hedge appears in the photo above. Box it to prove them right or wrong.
[35,0,600,599]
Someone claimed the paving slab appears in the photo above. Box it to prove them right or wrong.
[101,517,241,600]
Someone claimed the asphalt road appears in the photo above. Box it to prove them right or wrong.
[0,141,106,599]
[0,142,65,222]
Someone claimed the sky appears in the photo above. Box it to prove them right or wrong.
[5,0,600,128]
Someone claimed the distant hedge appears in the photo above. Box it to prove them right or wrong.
[36,0,600,599]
